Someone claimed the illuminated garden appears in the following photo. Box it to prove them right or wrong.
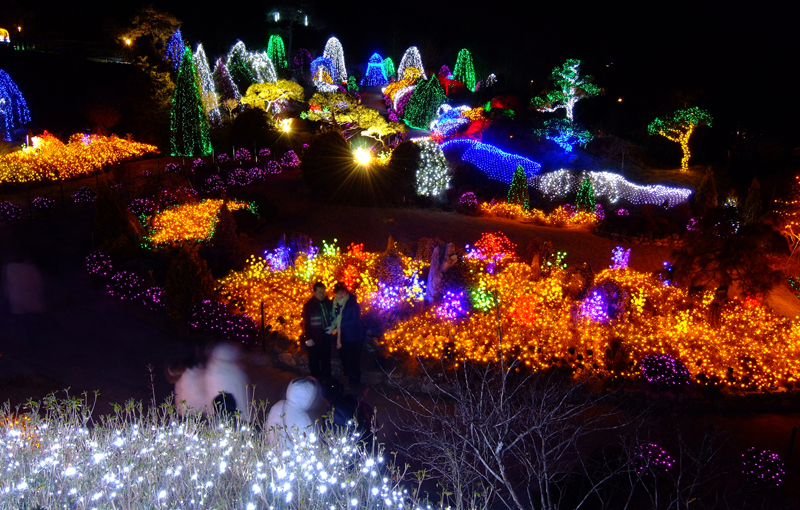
[2,4,800,509]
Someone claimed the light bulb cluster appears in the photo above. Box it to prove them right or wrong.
[452,49,476,92]
[0,69,31,141]
[363,53,388,87]
[171,47,213,157]
[323,37,347,82]
[414,139,450,197]
[530,169,692,207]
[266,35,288,69]
[145,199,253,246]
[440,139,542,185]
[397,47,425,82]
[194,44,221,125]
[0,132,157,184]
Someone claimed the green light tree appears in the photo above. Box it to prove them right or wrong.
[383,57,395,81]
[267,35,288,69]
[508,165,529,209]
[227,43,257,91]
[170,47,212,156]
[531,59,602,122]
[575,177,596,212]
[647,107,713,172]
[403,76,447,130]
[453,48,476,91]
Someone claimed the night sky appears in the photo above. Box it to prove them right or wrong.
[2,1,796,139]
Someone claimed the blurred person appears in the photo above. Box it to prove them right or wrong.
[321,380,375,444]
[2,258,46,315]
[167,358,209,417]
[302,282,334,380]
[205,343,250,421]
[265,377,322,447]
[332,282,365,387]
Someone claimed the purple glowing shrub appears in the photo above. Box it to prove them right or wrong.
[595,203,605,221]
[106,271,145,301]
[258,148,271,157]
[129,198,156,217]
[264,246,293,271]
[632,443,674,477]
[86,251,114,281]
[741,448,785,488]
[459,192,478,209]
[203,175,226,193]
[72,186,97,203]
[617,208,629,216]
[192,158,205,171]
[280,150,300,169]
[388,109,399,123]
[436,290,470,320]
[142,286,165,312]
[188,299,259,344]
[640,353,691,387]
[395,91,413,119]
[176,185,198,197]
[235,148,252,161]
[610,246,631,270]
[217,153,231,164]
[686,217,699,231]
[159,191,180,207]
[164,162,181,173]
[302,143,309,151]
[227,167,253,187]
[0,201,23,221]
[293,48,312,68]
[32,197,55,210]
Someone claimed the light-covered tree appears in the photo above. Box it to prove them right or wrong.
[532,59,602,122]
[170,47,212,156]
[403,76,447,130]
[648,107,713,172]
[194,44,221,125]
[164,29,184,71]
[241,80,304,120]
[575,177,596,212]
[266,34,288,69]
[453,48,476,92]
[415,139,449,197]
[508,165,529,209]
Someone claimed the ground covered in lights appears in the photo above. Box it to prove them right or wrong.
[218,229,800,391]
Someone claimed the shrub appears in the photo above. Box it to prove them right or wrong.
[741,447,785,488]
[32,196,55,210]
[0,201,22,221]
[164,162,181,173]
[106,270,145,301]
[639,353,691,387]
[85,251,114,282]
[72,186,97,203]
[188,299,259,344]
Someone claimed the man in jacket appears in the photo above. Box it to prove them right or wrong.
[302,282,334,380]
[333,281,364,386]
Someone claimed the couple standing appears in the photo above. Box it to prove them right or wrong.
[302,281,364,386]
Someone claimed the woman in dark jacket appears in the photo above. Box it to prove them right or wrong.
[333,282,364,386]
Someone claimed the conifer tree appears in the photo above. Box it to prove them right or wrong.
[453,49,476,91]
[164,29,184,71]
[575,177,596,212]
[213,58,241,103]
[227,42,257,90]
[508,165,530,209]
[267,35,288,69]
[170,47,212,156]
[415,139,450,197]
[403,76,447,130]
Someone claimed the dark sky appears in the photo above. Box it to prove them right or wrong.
[3,0,797,137]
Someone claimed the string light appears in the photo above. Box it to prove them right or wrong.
[72,186,97,203]
[403,77,447,130]
[382,57,395,81]
[440,139,542,184]
[145,199,254,246]
[742,448,785,488]
[507,165,529,209]
[633,444,674,477]
[648,107,713,172]
[430,105,471,138]
[322,37,347,82]
[226,41,257,88]
[610,246,631,270]
[164,29,184,72]
[531,59,601,122]
[0,132,158,184]
[414,139,449,197]
[0,200,22,221]
[479,201,600,228]
[536,118,593,153]
[362,53,388,87]
[310,57,338,92]
[213,58,241,104]
[266,35,288,69]
[170,47,212,157]
[249,52,278,84]
[452,49,476,91]
[194,44,222,125]
[529,169,692,207]
[0,69,31,141]
[639,353,691,387]
[397,47,426,81]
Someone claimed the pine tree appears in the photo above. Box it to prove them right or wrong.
[415,139,450,197]
[164,243,214,322]
[453,48,476,91]
[164,29,184,71]
[693,170,718,216]
[508,165,530,209]
[170,47,212,156]
[213,58,241,104]
[743,178,762,224]
[267,35,288,69]
[227,42,257,90]
[403,76,447,130]
[575,177,596,212]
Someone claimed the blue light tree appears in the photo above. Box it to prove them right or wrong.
[0,69,31,141]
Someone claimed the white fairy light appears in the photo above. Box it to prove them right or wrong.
[250,52,278,84]
[194,44,221,125]
[323,37,347,82]
[397,46,426,81]
[415,139,450,197]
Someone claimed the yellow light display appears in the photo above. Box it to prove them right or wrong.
[384,77,418,102]
[146,199,250,246]
[217,234,800,390]
[0,132,158,184]
[480,201,599,228]
[353,147,372,166]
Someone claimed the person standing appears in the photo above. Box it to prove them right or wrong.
[332,282,365,387]
[302,282,334,380]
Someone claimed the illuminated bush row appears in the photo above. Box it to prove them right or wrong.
[479,200,601,228]
[144,199,255,247]
[440,139,542,184]
[530,169,692,207]
[217,233,800,390]
[0,132,158,184]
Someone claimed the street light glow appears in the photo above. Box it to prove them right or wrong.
[354,147,372,166]
[281,119,291,132]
